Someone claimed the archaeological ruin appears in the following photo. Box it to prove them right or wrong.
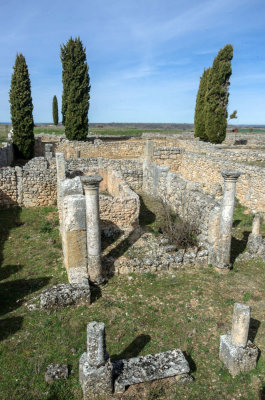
[0,129,264,395]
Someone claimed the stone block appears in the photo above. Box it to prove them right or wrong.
[40,283,90,309]
[63,195,86,231]
[79,353,113,398]
[220,334,258,377]
[113,349,190,393]
[45,364,68,384]
[63,230,87,272]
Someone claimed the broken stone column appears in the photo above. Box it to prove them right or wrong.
[56,153,67,222]
[220,303,258,377]
[81,175,104,284]
[216,170,241,269]
[62,194,88,285]
[45,143,53,158]
[252,212,261,235]
[55,152,66,181]
[79,322,113,398]
[145,138,154,162]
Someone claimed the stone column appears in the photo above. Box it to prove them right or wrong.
[145,138,154,162]
[87,322,108,367]
[56,153,67,223]
[231,303,250,347]
[55,153,66,181]
[252,212,261,235]
[79,322,113,398]
[45,143,53,159]
[81,175,104,284]
[216,170,241,269]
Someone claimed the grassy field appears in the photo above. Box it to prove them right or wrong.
[33,126,182,137]
[0,200,264,400]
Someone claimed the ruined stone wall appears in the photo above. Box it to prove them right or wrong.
[0,142,14,167]
[179,152,265,212]
[143,161,221,259]
[66,158,143,191]
[0,158,57,207]
[55,138,145,160]
[153,147,183,171]
[99,168,140,230]
[0,167,18,205]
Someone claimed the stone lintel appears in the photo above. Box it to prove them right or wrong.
[113,349,190,393]
[219,334,258,377]
[220,170,242,181]
[81,175,103,190]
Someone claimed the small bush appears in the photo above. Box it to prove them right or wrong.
[158,199,199,249]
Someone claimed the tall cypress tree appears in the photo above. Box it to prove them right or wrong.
[194,67,211,141]
[60,37,90,140]
[205,44,233,144]
[52,95,59,125]
[9,54,34,159]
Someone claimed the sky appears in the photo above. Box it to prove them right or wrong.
[0,0,265,124]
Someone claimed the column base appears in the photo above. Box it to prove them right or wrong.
[220,334,258,377]
[88,255,105,285]
[79,353,113,398]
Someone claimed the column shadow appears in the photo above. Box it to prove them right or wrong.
[0,316,23,341]
[231,231,250,264]
[111,334,151,362]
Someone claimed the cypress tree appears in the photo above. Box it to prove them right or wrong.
[52,95,59,125]
[194,67,211,141]
[61,37,90,140]
[9,54,34,159]
[205,44,233,144]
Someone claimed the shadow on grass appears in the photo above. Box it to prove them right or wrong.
[90,283,102,304]
[0,264,23,281]
[183,351,197,374]
[0,316,23,341]
[231,231,250,264]
[0,276,51,316]
[260,385,265,400]
[111,334,151,361]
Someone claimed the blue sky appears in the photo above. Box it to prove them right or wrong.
[0,0,265,124]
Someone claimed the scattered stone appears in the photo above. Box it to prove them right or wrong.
[45,364,68,384]
[40,284,90,309]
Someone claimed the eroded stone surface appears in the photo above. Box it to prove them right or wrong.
[45,364,68,384]
[219,334,258,377]
[113,349,190,393]
[40,284,90,309]
[79,353,113,398]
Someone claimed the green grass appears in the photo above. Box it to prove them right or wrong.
[33,126,182,137]
[0,205,264,399]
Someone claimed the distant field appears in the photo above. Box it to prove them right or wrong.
[238,128,265,134]
[33,126,182,137]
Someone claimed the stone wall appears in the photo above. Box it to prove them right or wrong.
[66,158,143,191]
[55,138,145,160]
[143,161,221,260]
[0,142,14,167]
[0,158,57,207]
[179,152,265,212]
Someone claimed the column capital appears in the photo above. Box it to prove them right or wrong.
[220,170,242,181]
[81,174,103,190]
